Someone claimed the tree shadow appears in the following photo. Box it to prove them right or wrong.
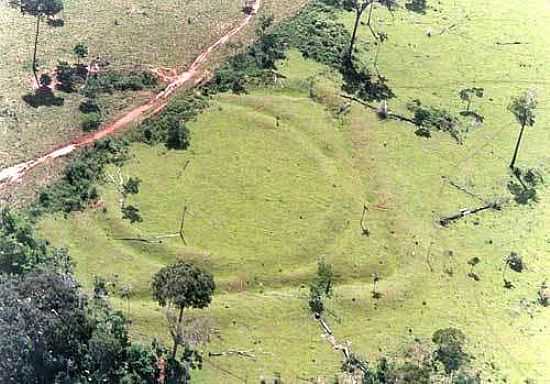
[341,59,395,102]
[507,167,543,205]
[47,18,65,27]
[405,0,428,14]
[22,87,64,108]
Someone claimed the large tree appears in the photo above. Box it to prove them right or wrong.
[432,328,469,380]
[343,0,398,61]
[508,90,537,169]
[19,0,64,84]
[151,261,215,359]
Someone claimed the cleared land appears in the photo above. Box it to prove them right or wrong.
[0,0,305,168]
[39,0,550,382]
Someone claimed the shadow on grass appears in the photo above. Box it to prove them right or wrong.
[22,88,64,108]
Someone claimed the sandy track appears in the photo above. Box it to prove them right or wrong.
[0,1,261,191]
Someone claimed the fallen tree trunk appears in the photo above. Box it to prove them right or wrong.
[114,237,163,244]
[439,200,502,226]
[208,349,256,359]
[340,94,417,125]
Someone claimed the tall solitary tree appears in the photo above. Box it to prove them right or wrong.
[344,0,399,62]
[345,0,373,61]
[508,90,537,170]
[20,0,64,84]
[151,261,215,359]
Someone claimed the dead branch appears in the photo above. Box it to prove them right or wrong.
[496,41,529,46]
[339,94,417,125]
[360,204,370,236]
[425,241,434,272]
[177,160,191,179]
[439,200,502,227]
[208,349,256,360]
[444,177,486,202]
[114,237,163,244]
[178,206,188,244]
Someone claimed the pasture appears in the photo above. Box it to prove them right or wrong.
[39,0,550,382]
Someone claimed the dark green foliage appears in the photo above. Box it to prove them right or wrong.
[342,61,395,102]
[56,60,85,93]
[123,177,141,196]
[308,284,325,316]
[22,87,64,107]
[507,167,543,205]
[539,281,549,307]
[407,99,463,143]
[121,205,143,224]
[80,97,101,113]
[432,328,469,375]
[506,252,524,273]
[34,138,129,215]
[137,92,208,147]
[0,270,182,384]
[152,261,215,310]
[84,70,158,98]
[0,208,63,274]
[405,0,427,14]
[39,73,52,87]
[308,259,334,316]
[73,42,89,63]
[81,111,102,131]
[166,120,190,150]
[19,0,63,16]
[282,6,351,69]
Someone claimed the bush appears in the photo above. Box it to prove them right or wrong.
[83,71,158,98]
[136,92,208,147]
[407,99,463,143]
[79,98,101,114]
[81,112,102,131]
[281,7,350,69]
[33,138,129,215]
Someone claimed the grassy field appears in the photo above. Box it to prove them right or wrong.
[0,0,306,168]
[38,0,550,382]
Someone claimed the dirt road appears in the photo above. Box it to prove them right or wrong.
[0,0,261,191]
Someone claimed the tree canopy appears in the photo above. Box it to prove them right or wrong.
[152,261,215,310]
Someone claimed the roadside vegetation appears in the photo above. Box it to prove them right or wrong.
[2,0,550,383]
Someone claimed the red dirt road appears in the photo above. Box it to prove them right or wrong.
[0,1,261,191]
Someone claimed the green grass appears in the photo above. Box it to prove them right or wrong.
[0,0,307,168]
[37,1,550,382]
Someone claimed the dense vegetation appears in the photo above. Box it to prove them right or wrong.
[0,208,206,383]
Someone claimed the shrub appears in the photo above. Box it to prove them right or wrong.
[79,98,101,114]
[81,112,102,131]
[407,99,463,143]
[83,71,158,98]
[136,92,208,147]
[33,138,129,215]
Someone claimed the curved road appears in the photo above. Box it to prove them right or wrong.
[0,1,261,191]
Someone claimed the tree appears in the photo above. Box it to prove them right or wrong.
[459,87,484,112]
[123,177,141,196]
[508,90,537,169]
[20,0,64,84]
[121,205,143,223]
[405,0,427,14]
[73,42,89,65]
[432,328,469,379]
[467,257,480,281]
[151,262,215,359]
[0,207,57,274]
[344,0,373,61]
[166,118,190,150]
